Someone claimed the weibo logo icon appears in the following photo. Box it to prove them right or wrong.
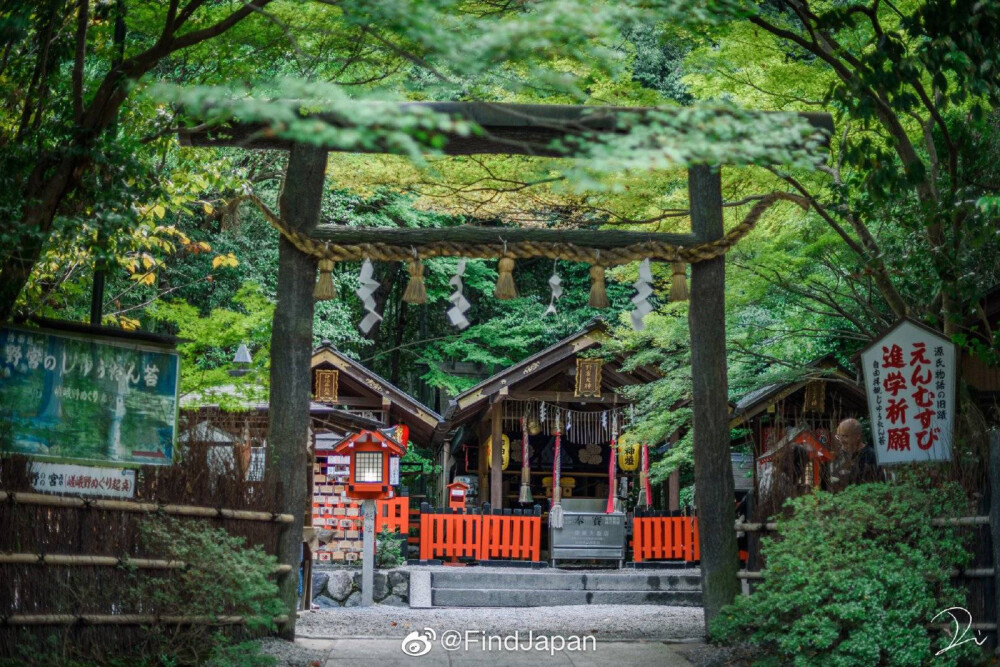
[400,629,436,657]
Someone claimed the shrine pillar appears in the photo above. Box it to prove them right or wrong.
[490,398,503,508]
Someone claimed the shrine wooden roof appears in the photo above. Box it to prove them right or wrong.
[310,343,441,443]
[729,355,866,426]
[432,319,659,441]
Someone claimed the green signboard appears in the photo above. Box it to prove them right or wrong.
[0,325,179,466]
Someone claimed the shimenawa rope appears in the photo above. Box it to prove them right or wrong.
[237,192,808,266]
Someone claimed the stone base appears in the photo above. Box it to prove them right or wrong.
[310,567,410,607]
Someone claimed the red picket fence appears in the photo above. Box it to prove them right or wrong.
[480,509,542,562]
[419,506,482,562]
[418,503,542,563]
[375,497,409,534]
[632,512,700,563]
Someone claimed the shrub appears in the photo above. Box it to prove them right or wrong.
[126,516,285,665]
[710,475,981,666]
[375,527,405,568]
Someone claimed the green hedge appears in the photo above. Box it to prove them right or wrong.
[711,475,982,666]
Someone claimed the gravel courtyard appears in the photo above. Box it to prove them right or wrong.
[295,603,706,640]
[259,566,711,665]
[261,604,709,666]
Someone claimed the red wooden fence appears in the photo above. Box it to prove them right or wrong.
[632,513,700,563]
[419,507,482,562]
[479,509,542,562]
[375,497,409,534]
[418,504,542,563]
[419,505,697,565]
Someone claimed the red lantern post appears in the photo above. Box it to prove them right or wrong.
[331,430,406,605]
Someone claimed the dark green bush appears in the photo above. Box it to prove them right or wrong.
[127,516,284,665]
[710,475,982,666]
[375,527,405,568]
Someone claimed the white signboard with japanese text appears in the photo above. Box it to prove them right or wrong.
[30,462,137,498]
[861,319,955,465]
[389,456,400,486]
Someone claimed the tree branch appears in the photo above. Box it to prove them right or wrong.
[169,0,271,52]
[170,0,206,36]
[16,0,59,142]
[911,80,957,187]
[750,9,931,203]
[767,168,909,318]
[72,0,88,124]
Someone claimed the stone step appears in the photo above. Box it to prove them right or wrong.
[430,587,703,607]
[430,571,702,592]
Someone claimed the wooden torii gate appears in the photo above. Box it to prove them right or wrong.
[180,102,832,636]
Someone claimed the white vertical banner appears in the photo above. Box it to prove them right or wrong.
[861,319,956,465]
[389,456,400,485]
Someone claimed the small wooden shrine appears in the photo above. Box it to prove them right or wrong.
[729,356,867,517]
[182,341,441,562]
[431,319,661,510]
[309,340,441,445]
[306,343,441,561]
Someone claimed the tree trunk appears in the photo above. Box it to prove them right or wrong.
[687,164,739,632]
[267,145,327,639]
[0,158,80,320]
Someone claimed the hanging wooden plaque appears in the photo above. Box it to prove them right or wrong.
[803,380,825,413]
[575,358,603,397]
[314,369,339,403]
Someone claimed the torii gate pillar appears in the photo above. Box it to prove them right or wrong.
[267,145,328,638]
[688,164,740,629]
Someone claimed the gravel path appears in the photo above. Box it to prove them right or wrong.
[261,566,708,666]
[398,564,702,576]
[259,637,327,667]
[294,604,705,641]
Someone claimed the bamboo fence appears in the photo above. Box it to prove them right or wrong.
[0,410,289,661]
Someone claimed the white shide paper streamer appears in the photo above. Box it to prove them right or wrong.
[447,259,471,330]
[630,258,654,331]
[545,264,563,316]
[355,258,383,334]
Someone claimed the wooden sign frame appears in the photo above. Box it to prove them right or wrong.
[314,369,339,403]
[575,358,603,398]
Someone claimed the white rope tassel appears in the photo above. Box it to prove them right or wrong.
[630,258,654,331]
[447,259,470,329]
[355,258,383,334]
[545,262,563,316]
